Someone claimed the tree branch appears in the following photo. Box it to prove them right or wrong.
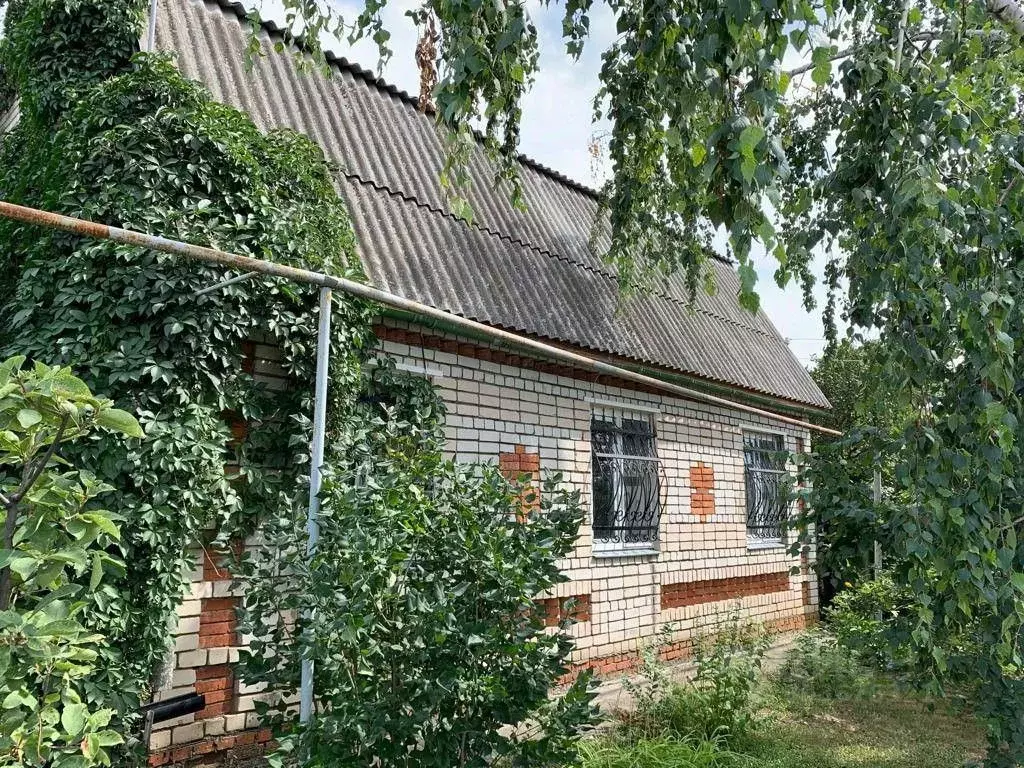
[784,28,1011,79]
[0,412,71,611]
[10,412,70,505]
[988,0,1024,36]
[894,0,911,73]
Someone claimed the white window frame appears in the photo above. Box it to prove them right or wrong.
[590,404,662,558]
[741,428,790,549]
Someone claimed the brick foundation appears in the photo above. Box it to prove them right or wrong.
[661,572,790,610]
[561,613,809,683]
[148,728,273,767]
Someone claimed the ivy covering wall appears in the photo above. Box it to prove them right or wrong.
[0,0,592,763]
[0,0,375,738]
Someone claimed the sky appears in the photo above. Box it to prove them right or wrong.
[267,0,834,369]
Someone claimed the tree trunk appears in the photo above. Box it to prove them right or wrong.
[989,0,1024,36]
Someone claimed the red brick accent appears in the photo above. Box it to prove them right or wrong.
[372,324,819,416]
[198,597,239,649]
[558,613,809,684]
[660,571,790,610]
[193,664,236,720]
[202,541,243,582]
[499,444,541,518]
[538,594,591,626]
[147,727,273,767]
[688,462,715,520]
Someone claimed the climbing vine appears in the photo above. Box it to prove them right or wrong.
[0,18,373,750]
[0,0,593,762]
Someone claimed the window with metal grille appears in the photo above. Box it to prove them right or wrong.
[743,431,789,542]
[591,408,660,550]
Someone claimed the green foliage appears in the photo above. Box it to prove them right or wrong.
[628,612,769,745]
[577,733,738,768]
[785,10,1024,752]
[810,339,913,442]
[239,361,595,766]
[0,357,141,766]
[776,631,876,700]
[799,341,920,598]
[0,0,144,122]
[0,0,374,753]
[826,576,915,672]
[791,432,889,592]
[676,615,770,742]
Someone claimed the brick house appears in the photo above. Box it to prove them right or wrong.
[84,0,830,762]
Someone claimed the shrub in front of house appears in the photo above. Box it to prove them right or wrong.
[624,610,770,744]
[776,630,876,699]
[238,363,597,767]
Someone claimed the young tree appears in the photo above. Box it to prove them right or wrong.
[810,339,910,442]
[239,364,595,767]
[797,340,915,603]
[0,356,143,767]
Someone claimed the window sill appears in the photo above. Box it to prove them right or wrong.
[593,548,660,559]
[747,538,786,551]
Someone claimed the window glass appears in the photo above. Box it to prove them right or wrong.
[591,408,660,550]
[743,431,788,542]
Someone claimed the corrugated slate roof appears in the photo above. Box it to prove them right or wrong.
[153,0,830,410]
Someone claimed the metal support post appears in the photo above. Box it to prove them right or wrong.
[299,286,332,724]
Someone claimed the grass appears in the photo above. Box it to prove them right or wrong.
[580,681,986,768]
[577,734,743,767]
[738,682,985,768]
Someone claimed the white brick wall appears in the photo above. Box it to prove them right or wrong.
[149,320,819,753]
[377,319,817,665]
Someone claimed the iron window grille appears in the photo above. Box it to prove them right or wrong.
[743,431,790,542]
[591,408,661,547]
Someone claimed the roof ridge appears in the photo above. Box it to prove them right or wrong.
[205,0,606,201]
[339,171,777,341]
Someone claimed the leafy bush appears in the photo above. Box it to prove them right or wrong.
[826,575,914,670]
[776,630,875,699]
[668,614,769,741]
[239,363,596,766]
[0,357,142,766]
[628,611,769,744]
[621,623,674,715]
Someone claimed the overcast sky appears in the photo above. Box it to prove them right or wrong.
[269,0,834,368]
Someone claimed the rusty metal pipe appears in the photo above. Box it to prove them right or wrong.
[0,200,840,436]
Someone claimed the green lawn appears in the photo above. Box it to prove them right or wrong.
[738,684,985,768]
[580,683,986,768]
